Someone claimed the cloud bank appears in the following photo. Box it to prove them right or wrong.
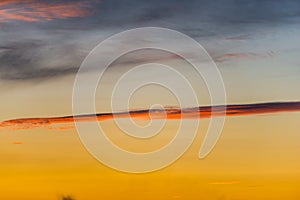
[1,0,300,82]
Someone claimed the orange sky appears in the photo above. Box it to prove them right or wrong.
[1,1,300,199]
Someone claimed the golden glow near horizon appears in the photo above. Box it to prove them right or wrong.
[1,71,300,199]
[1,113,300,199]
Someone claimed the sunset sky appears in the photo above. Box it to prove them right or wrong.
[1,0,300,199]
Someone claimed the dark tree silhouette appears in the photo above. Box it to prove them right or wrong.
[62,195,74,200]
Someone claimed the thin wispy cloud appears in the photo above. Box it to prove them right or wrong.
[213,52,274,63]
[225,34,252,41]
[209,181,240,185]
[11,141,23,145]
[1,101,300,131]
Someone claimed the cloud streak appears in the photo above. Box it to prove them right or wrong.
[1,101,300,130]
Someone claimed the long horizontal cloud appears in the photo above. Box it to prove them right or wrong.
[1,101,300,130]
[0,0,94,23]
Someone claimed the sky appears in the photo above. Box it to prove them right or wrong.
[1,0,300,199]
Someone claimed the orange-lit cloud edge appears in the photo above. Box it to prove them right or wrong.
[0,0,94,23]
[1,101,300,130]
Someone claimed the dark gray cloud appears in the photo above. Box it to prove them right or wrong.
[0,40,82,80]
[80,0,300,29]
